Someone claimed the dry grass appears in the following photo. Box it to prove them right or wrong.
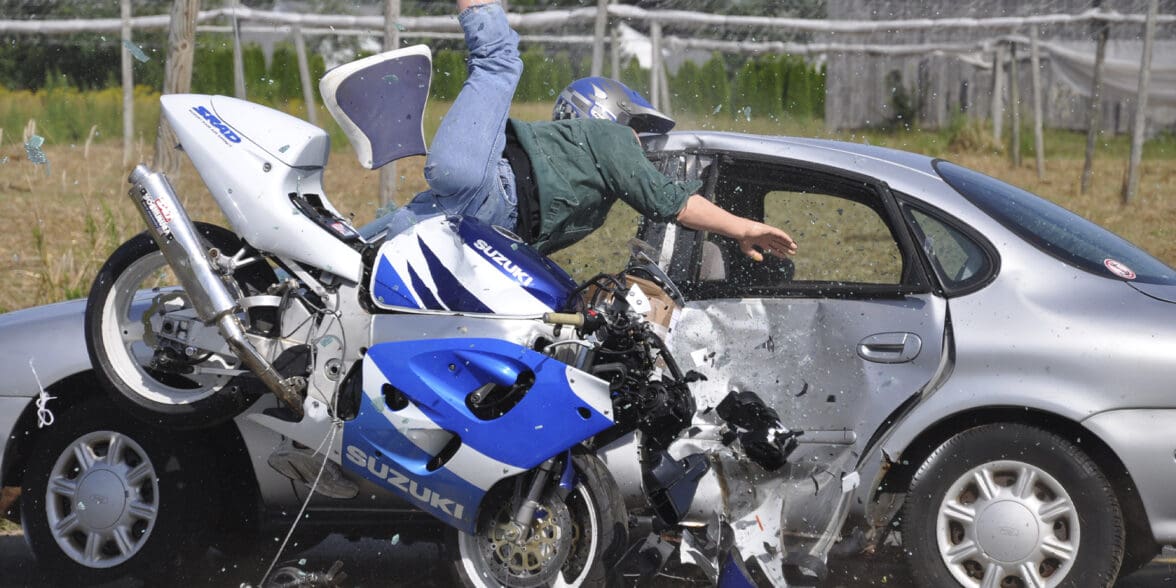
[0,103,1172,313]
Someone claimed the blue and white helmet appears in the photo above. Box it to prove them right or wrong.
[552,76,676,134]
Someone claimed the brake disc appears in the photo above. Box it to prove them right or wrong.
[479,498,573,587]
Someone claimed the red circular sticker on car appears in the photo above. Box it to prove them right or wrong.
[1104,258,1136,280]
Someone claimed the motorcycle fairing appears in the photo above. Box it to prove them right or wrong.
[370,216,576,314]
[320,45,431,170]
[342,338,614,533]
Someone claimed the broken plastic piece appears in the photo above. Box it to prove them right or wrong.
[263,560,347,588]
[643,450,710,525]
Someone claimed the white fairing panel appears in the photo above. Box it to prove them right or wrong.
[161,94,362,283]
[370,216,554,315]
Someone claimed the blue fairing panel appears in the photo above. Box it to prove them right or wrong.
[343,338,614,533]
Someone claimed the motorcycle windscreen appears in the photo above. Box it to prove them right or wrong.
[320,45,431,170]
[342,338,614,533]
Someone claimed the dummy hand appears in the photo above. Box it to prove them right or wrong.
[737,221,797,262]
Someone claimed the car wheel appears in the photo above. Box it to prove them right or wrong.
[903,423,1124,588]
[20,399,215,584]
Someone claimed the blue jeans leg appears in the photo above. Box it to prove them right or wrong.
[423,3,521,208]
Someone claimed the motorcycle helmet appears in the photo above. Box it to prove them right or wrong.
[552,76,676,134]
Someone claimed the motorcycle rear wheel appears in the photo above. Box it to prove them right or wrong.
[85,223,277,429]
[451,453,628,588]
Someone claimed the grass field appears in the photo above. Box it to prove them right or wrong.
[0,97,1173,313]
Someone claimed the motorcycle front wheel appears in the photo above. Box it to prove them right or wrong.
[85,223,277,429]
[451,453,628,587]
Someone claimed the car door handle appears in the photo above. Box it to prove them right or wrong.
[858,332,922,364]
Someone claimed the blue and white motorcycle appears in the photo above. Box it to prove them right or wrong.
[84,47,708,586]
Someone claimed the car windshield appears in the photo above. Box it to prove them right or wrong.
[935,160,1176,285]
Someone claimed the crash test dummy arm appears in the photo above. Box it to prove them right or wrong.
[675,194,798,262]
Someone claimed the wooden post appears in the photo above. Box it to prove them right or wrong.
[121,0,133,167]
[1081,5,1109,194]
[379,0,402,208]
[293,26,317,126]
[990,44,1005,144]
[659,51,672,116]
[1030,26,1045,179]
[1122,0,1158,204]
[650,20,662,109]
[610,0,620,78]
[1009,41,1021,167]
[591,0,608,77]
[231,0,246,99]
[153,0,200,174]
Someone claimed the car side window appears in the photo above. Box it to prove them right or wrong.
[686,159,911,299]
[903,204,996,294]
[762,190,902,285]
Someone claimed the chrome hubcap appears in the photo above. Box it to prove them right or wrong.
[936,460,1079,588]
[45,431,159,568]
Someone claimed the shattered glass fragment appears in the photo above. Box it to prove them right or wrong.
[395,22,406,31]
[279,144,290,153]
[383,74,399,83]
[122,40,150,63]
[742,106,752,121]
[24,135,49,175]
[712,104,722,115]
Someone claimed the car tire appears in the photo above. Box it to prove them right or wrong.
[903,423,1124,588]
[20,399,216,584]
[85,223,277,429]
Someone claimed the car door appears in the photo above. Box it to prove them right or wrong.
[646,153,949,550]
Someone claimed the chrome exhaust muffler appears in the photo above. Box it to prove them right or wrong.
[127,164,304,417]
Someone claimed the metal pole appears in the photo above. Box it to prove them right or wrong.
[650,20,662,109]
[1123,0,1158,204]
[293,26,317,126]
[990,43,1004,144]
[1009,41,1021,167]
[591,0,608,77]
[231,0,246,99]
[1081,4,1109,195]
[379,0,402,209]
[121,0,133,167]
[1030,26,1045,179]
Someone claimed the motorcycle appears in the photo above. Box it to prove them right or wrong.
[83,46,718,586]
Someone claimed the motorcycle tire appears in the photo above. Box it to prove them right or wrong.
[85,222,278,430]
[450,452,628,588]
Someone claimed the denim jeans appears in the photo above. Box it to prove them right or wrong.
[361,2,520,240]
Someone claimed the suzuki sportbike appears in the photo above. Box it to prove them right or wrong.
[84,46,726,586]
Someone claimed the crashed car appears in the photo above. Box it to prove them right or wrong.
[626,131,1176,586]
[2,131,1174,587]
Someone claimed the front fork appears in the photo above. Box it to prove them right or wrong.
[127,164,305,417]
[504,451,575,544]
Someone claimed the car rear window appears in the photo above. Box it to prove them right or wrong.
[934,160,1176,285]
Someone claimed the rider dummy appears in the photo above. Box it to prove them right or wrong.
[366,0,798,263]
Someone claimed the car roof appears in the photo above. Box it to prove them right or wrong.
[647,130,942,183]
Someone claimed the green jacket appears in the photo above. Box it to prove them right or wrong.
[508,118,703,254]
